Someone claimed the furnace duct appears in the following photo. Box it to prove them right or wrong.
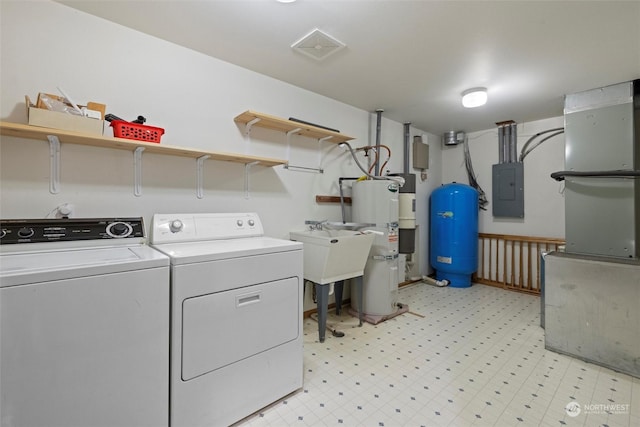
[556,79,640,259]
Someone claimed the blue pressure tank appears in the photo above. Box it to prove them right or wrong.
[430,183,478,288]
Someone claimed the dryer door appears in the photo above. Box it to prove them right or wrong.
[181,277,299,381]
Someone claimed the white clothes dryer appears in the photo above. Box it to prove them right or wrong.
[0,218,169,427]
[150,213,303,427]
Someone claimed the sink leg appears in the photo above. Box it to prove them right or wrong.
[355,276,364,327]
[334,280,344,315]
[315,283,329,343]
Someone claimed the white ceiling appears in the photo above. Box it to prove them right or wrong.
[57,0,640,136]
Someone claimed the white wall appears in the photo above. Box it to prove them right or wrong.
[0,1,442,310]
[0,1,565,311]
[441,117,566,239]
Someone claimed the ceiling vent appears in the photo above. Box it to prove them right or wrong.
[291,28,345,61]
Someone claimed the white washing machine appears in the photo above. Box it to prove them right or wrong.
[150,212,303,427]
[0,218,169,427]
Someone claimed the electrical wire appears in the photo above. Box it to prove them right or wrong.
[520,130,564,161]
[462,136,489,210]
[519,127,564,162]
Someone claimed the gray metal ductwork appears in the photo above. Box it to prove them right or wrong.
[442,130,465,146]
[543,80,640,379]
[559,79,640,259]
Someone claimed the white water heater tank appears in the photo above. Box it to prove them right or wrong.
[351,179,400,316]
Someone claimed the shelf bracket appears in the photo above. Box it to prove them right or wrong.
[133,147,145,197]
[244,117,261,136]
[46,135,60,194]
[287,128,302,138]
[318,136,333,172]
[244,161,260,199]
[285,128,302,162]
[196,155,210,199]
[282,130,330,174]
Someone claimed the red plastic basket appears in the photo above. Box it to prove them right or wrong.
[110,120,164,143]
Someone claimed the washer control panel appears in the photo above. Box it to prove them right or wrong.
[0,218,145,244]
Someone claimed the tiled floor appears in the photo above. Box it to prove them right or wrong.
[240,283,638,427]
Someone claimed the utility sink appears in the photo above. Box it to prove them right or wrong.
[289,229,375,285]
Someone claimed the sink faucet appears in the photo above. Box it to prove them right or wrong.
[304,220,327,230]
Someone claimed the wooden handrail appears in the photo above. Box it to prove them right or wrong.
[478,232,565,244]
[474,233,565,295]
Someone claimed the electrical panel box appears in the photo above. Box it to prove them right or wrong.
[412,138,429,169]
[492,162,524,218]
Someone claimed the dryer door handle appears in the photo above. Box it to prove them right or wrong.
[236,292,262,307]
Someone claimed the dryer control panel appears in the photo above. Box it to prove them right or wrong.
[0,218,145,244]
[150,213,264,244]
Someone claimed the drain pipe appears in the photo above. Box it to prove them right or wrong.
[422,276,450,287]
[374,109,384,176]
[403,122,411,174]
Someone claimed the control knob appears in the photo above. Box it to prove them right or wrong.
[107,222,132,238]
[17,227,35,239]
[169,220,184,233]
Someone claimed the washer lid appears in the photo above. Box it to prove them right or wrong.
[0,245,169,287]
[151,236,302,264]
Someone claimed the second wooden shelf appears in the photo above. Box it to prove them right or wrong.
[234,110,355,144]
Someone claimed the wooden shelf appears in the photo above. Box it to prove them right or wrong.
[234,110,355,144]
[0,121,287,167]
[315,195,352,204]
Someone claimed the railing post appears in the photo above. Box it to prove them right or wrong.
[475,233,565,295]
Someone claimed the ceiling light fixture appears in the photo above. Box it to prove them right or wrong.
[277,0,297,3]
[461,87,488,108]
